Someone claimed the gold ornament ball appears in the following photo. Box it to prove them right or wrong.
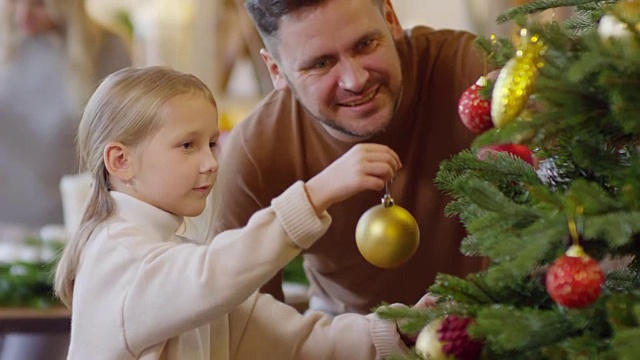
[355,201,420,269]
[415,319,451,360]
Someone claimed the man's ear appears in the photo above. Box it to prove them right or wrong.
[382,0,403,40]
[260,48,288,91]
[104,142,134,185]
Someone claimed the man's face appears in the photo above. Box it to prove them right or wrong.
[262,0,404,142]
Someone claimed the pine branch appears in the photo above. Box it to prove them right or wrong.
[453,178,539,218]
[611,328,640,359]
[584,212,640,247]
[473,307,570,352]
[472,306,586,356]
[429,273,497,305]
[497,0,613,24]
[374,304,433,334]
[565,12,600,33]
[375,301,481,334]
[474,36,517,69]
[606,292,640,331]
[555,332,612,357]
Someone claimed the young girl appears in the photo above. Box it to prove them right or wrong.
[54,66,412,359]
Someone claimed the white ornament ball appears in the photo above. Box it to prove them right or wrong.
[598,14,632,40]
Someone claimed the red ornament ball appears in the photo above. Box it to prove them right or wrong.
[415,315,483,360]
[458,76,494,133]
[545,245,605,309]
[439,315,483,360]
[476,143,535,167]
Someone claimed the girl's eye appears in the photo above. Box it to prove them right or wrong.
[209,141,217,150]
[181,142,193,150]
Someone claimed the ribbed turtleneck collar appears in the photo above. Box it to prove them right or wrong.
[110,191,184,240]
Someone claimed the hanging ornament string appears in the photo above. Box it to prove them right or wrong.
[567,205,584,253]
[383,181,393,207]
[568,215,579,246]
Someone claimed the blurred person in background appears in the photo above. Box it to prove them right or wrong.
[0,0,131,358]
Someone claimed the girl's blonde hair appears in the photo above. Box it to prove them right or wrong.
[54,66,217,307]
[0,0,126,106]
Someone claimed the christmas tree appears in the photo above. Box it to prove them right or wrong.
[376,0,640,359]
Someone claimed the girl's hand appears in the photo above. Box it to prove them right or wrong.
[413,293,439,309]
[304,143,401,214]
[397,293,441,348]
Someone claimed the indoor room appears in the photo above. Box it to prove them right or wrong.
[0,0,637,359]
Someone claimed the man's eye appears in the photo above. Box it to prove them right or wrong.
[358,39,375,52]
[313,60,329,69]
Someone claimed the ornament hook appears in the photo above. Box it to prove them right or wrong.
[567,205,584,246]
[382,182,394,207]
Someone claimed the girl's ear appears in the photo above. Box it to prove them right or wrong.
[260,48,288,91]
[104,142,134,188]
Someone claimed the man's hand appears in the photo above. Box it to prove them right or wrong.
[305,143,401,214]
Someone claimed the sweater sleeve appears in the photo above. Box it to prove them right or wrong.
[229,292,409,360]
[123,181,331,356]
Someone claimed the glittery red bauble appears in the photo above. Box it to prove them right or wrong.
[458,77,494,134]
[545,246,605,309]
[476,143,535,167]
[438,315,483,360]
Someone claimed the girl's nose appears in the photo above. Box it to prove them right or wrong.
[200,149,219,174]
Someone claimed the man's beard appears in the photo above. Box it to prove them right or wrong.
[288,81,401,140]
[313,109,392,140]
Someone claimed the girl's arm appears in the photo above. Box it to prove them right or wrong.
[228,292,409,360]
[123,181,330,355]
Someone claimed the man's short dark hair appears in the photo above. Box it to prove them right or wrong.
[245,0,383,43]
[245,0,325,38]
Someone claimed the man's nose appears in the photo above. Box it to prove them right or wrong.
[338,57,369,93]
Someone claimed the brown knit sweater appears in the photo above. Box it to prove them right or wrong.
[213,26,486,314]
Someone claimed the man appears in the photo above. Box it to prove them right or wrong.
[213,0,486,315]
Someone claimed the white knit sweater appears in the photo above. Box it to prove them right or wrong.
[68,182,407,359]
